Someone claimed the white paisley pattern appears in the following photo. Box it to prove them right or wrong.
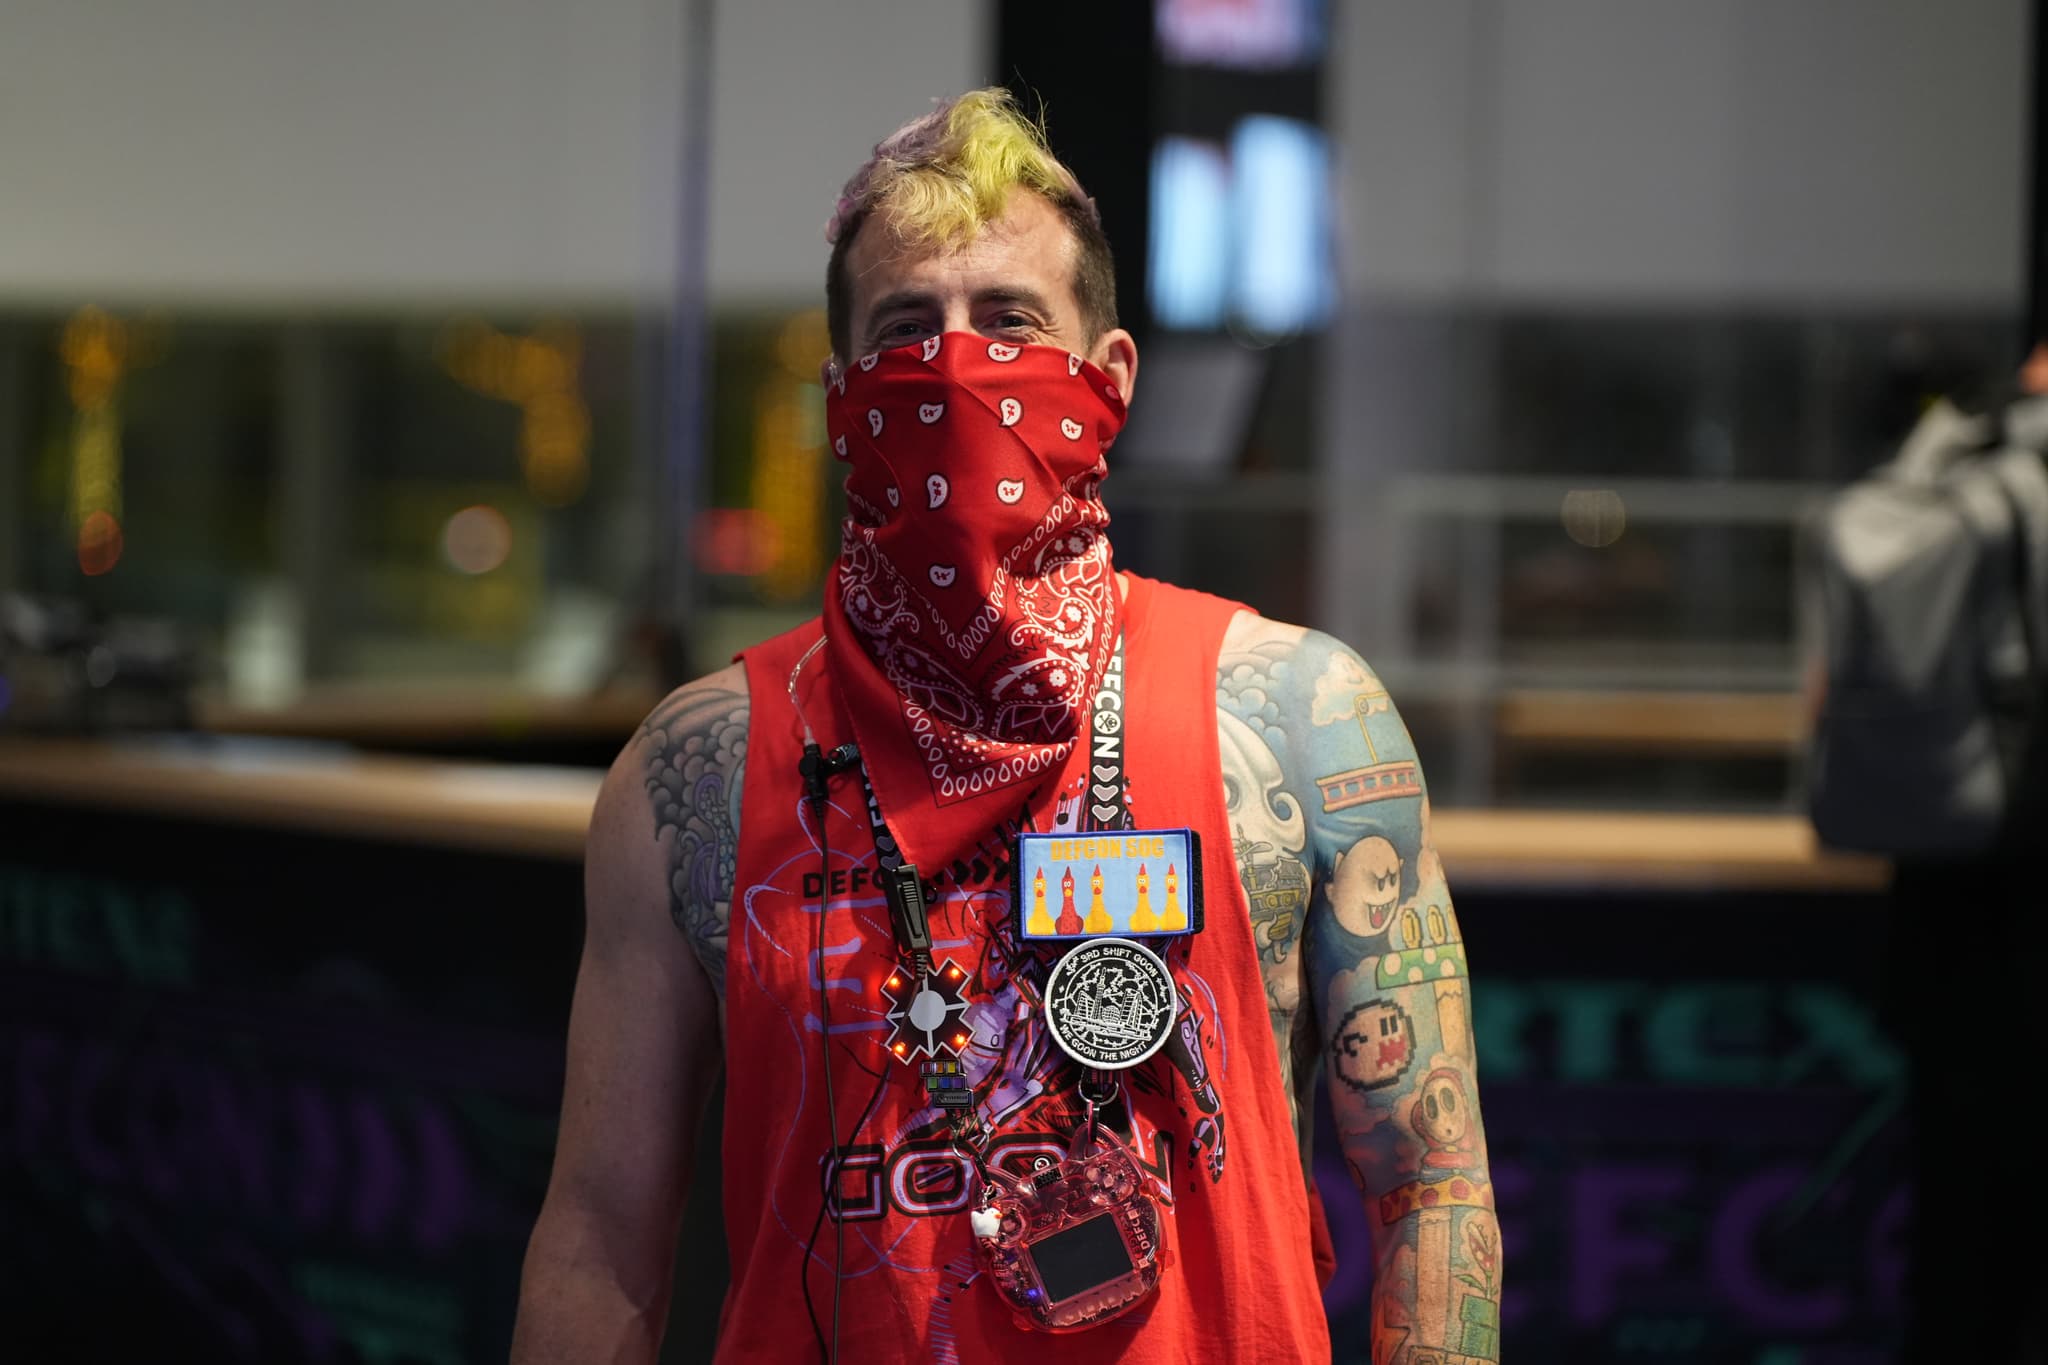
[835,508,1117,798]
[823,336,1126,816]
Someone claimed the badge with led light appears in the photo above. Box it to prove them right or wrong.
[881,959,974,1063]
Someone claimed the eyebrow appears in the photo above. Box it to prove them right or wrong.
[863,289,940,325]
[973,286,1055,314]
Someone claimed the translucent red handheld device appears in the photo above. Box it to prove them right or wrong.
[969,1126,1167,1332]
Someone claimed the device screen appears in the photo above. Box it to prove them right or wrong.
[1031,1212,1137,1303]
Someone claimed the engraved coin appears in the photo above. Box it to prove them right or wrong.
[1043,937,1176,1070]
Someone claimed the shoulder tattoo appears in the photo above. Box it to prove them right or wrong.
[640,676,749,999]
[1216,615,1321,1155]
[1216,615,1316,971]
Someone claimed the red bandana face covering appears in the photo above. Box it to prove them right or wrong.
[821,332,1128,875]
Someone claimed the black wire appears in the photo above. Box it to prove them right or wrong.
[800,1049,890,1355]
[801,775,896,1365]
[804,795,839,1363]
[825,844,845,1365]
[794,750,1028,1358]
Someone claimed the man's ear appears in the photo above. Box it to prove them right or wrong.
[1089,328,1139,407]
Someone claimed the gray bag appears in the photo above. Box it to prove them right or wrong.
[1804,397,2048,855]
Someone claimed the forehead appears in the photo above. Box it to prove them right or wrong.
[844,190,1081,325]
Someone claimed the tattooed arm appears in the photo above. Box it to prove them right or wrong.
[641,666,750,1017]
[512,665,745,1364]
[1219,619,1501,1365]
[1216,618,1320,1169]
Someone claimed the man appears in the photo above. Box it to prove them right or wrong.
[513,89,1501,1363]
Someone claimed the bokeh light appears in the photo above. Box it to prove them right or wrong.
[694,508,780,577]
[437,321,591,507]
[775,308,830,380]
[1561,490,1627,549]
[76,509,124,576]
[442,504,513,575]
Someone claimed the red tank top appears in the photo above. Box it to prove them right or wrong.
[718,575,1330,1363]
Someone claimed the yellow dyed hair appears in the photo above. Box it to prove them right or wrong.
[825,88,1116,359]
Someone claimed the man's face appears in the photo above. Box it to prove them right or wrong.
[838,190,1136,404]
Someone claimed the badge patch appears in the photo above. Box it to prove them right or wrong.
[1015,830,1203,940]
[1043,938,1176,1070]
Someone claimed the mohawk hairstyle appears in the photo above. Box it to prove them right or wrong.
[825,88,1117,360]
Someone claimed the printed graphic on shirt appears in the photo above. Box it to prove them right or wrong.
[739,773,1235,1295]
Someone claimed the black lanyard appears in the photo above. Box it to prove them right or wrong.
[1081,631,1131,832]
[854,632,1131,970]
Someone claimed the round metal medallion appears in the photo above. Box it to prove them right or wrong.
[1042,937,1177,1070]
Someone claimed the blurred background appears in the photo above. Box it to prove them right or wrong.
[1,1,2032,1361]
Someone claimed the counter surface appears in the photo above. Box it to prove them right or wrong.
[0,736,1887,890]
